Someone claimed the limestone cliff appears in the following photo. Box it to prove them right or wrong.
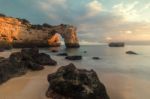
[0,14,80,48]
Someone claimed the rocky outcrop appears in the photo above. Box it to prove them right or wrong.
[109,42,125,47]
[65,55,82,60]
[57,53,68,56]
[0,14,80,48]
[0,48,57,84]
[126,51,138,55]
[92,57,101,60]
[46,63,109,99]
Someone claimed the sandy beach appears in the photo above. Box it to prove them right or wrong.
[0,51,150,99]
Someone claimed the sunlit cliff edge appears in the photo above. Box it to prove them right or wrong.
[0,14,80,48]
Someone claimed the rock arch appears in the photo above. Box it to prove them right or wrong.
[0,15,80,48]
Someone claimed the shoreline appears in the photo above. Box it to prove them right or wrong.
[0,50,150,99]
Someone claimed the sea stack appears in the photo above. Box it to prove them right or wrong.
[109,42,125,47]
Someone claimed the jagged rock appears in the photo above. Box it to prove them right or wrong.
[46,63,109,99]
[25,61,44,71]
[21,48,57,66]
[9,51,44,71]
[92,57,101,60]
[35,53,57,66]
[0,48,57,84]
[57,53,68,56]
[65,55,82,60]
[0,57,27,84]
[126,51,138,55]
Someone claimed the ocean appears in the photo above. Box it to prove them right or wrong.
[45,45,150,99]
[0,45,150,99]
[47,45,150,78]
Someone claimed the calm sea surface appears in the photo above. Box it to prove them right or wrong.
[46,45,150,99]
[46,45,150,79]
[1,45,150,99]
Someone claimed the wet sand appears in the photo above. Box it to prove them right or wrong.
[0,66,57,99]
[0,52,150,99]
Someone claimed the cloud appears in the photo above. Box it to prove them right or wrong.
[85,0,103,17]
[112,1,139,21]
[37,0,67,23]
[0,0,150,43]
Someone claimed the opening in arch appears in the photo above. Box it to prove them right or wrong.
[47,25,80,48]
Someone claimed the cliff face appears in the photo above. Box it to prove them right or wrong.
[0,15,79,48]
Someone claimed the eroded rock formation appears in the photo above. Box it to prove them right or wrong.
[0,48,57,84]
[46,63,109,99]
[0,14,80,48]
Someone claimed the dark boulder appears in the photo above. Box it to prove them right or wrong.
[35,53,57,66]
[25,61,44,71]
[21,48,57,66]
[92,57,101,60]
[65,55,82,60]
[109,42,125,47]
[46,63,109,99]
[57,53,68,56]
[0,57,27,84]
[9,51,44,70]
[126,51,138,55]
[0,48,57,84]
[21,47,39,58]
[51,50,58,53]
[83,51,87,53]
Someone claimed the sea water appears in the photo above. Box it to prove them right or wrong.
[45,45,150,99]
[1,45,150,99]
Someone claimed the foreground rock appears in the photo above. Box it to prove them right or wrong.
[0,57,27,84]
[65,55,82,60]
[0,48,57,84]
[46,63,109,99]
[126,51,138,55]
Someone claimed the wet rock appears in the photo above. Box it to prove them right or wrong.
[21,47,39,58]
[35,53,57,66]
[0,48,57,84]
[57,53,68,56]
[109,42,125,47]
[21,48,57,66]
[83,51,87,53]
[126,51,138,55]
[46,63,109,99]
[0,56,27,84]
[65,55,82,60]
[25,61,44,71]
[92,57,101,60]
[51,50,58,53]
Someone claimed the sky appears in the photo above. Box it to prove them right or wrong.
[0,0,150,44]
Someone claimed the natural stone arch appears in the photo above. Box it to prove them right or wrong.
[47,24,80,48]
[0,15,80,48]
